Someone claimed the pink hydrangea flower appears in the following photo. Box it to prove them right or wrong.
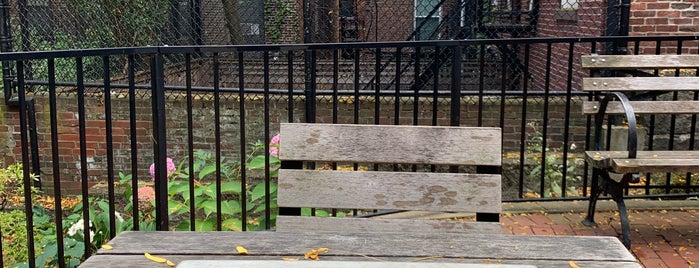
[269,147,279,157]
[150,157,176,182]
[137,186,156,204]
[269,134,280,157]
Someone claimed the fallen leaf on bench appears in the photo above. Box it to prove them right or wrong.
[144,252,167,263]
[236,246,248,255]
[282,257,300,261]
[568,260,580,268]
[305,247,329,260]
[101,244,113,250]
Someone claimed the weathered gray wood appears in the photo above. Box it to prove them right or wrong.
[81,255,642,268]
[585,150,699,173]
[81,231,640,268]
[278,170,501,213]
[581,54,699,69]
[275,216,501,233]
[279,123,502,166]
[175,260,537,268]
[583,77,699,92]
[583,101,699,115]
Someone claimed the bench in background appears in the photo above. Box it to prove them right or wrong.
[276,123,502,234]
[581,54,699,248]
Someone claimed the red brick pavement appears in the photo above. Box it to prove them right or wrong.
[500,209,699,268]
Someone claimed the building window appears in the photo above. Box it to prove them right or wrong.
[415,0,441,40]
[561,0,578,10]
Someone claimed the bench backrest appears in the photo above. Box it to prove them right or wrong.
[276,123,502,233]
[581,54,699,116]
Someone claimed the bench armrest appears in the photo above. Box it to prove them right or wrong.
[593,92,639,159]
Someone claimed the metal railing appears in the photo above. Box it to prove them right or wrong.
[1,35,698,267]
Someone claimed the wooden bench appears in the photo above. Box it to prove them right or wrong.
[275,123,502,233]
[581,54,699,248]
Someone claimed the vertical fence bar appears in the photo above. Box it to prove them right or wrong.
[432,46,439,126]
[76,57,92,259]
[450,45,462,127]
[47,58,66,268]
[185,53,196,231]
[263,50,272,229]
[102,55,117,237]
[394,47,401,125]
[582,41,596,198]
[539,43,552,197]
[374,48,381,125]
[561,41,576,197]
[305,49,317,123]
[477,44,485,127]
[518,44,529,197]
[127,54,140,230]
[238,51,249,229]
[332,49,339,124]
[17,60,36,268]
[412,46,420,126]
[353,47,359,125]
[150,53,169,231]
[212,53,222,231]
[287,50,295,122]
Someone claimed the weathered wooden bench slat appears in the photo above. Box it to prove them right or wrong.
[280,123,502,166]
[583,77,699,92]
[581,54,699,69]
[278,123,502,234]
[585,151,699,170]
[583,101,699,115]
[278,170,501,213]
[275,216,502,233]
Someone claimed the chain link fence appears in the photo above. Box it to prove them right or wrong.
[8,0,607,50]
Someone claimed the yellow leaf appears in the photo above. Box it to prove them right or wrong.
[145,252,167,263]
[282,257,300,261]
[569,260,580,268]
[236,246,249,255]
[304,247,330,261]
[101,244,113,250]
[166,260,175,267]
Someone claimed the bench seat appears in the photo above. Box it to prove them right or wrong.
[585,150,699,174]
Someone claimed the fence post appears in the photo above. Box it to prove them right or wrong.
[0,0,13,102]
[150,52,169,231]
[450,45,461,127]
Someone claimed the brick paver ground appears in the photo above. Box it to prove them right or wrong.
[501,208,699,268]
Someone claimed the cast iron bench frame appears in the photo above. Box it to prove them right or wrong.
[581,54,699,248]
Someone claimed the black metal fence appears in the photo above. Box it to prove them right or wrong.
[1,35,699,267]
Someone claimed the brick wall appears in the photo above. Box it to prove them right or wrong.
[1,94,587,194]
[628,0,699,54]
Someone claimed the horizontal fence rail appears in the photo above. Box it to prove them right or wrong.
[0,35,698,267]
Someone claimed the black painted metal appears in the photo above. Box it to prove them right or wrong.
[17,61,37,268]
[0,0,13,103]
[150,54,169,231]
[185,54,196,231]
[102,55,117,238]
[127,55,140,231]
[212,53,222,231]
[47,58,66,268]
[76,57,91,260]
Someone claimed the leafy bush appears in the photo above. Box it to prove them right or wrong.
[1,210,31,265]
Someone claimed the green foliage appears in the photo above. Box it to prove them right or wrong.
[67,0,169,47]
[526,122,583,198]
[0,163,38,210]
[264,0,299,44]
[0,210,31,265]
[169,145,279,231]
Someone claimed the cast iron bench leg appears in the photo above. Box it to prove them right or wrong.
[582,167,603,227]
